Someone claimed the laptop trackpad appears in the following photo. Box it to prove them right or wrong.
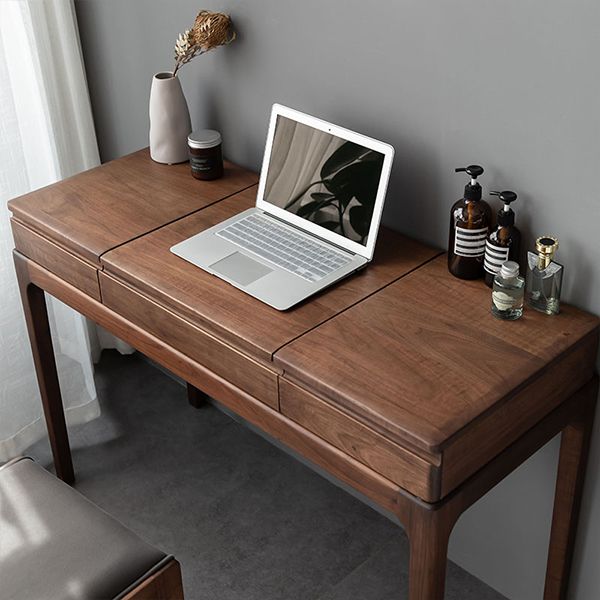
[210,252,273,286]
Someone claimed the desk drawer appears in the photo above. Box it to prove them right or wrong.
[100,273,279,409]
[280,379,440,501]
[11,220,101,301]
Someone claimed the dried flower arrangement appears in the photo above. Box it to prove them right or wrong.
[172,10,236,77]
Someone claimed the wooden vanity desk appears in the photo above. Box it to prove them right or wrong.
[8,148,599,599]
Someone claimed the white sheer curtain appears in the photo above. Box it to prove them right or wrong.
[0,0,101,461]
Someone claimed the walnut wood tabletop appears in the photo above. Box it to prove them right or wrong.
[100,186,440,363]
[8,148,258,264]
[8,148,599,600]
[275,256,599,500]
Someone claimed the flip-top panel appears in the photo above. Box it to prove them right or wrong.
[275,256,599,496]
[100,187,440,363]
[8,149,258,264]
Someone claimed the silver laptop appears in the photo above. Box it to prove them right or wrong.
[170,104,394,310]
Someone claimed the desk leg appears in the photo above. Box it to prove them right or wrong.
[407,505,455,600]
[187,383,209,408]
[14,253,74,483]
[544,377,598,600]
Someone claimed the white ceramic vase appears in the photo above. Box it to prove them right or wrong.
[149,71,192,164]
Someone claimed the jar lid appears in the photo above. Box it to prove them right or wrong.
[188,129,222,149]
[499,261,520,279]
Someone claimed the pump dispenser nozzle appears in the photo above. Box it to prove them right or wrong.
[455,165,484,200]
[490,190,517,226]
[455,165,484,179]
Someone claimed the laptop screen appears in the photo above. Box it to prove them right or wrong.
[263,115,386,247]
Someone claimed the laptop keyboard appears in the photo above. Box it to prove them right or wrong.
[216,213,352,282]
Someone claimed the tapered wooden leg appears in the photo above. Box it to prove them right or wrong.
[544,377,598,600]
[407,506,455,600]
[14,253,74,483]
[187,383,209,408]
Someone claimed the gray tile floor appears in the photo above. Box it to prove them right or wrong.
[27,351,506,600]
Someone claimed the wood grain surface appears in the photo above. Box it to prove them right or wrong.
[17,253,408,517]
[9,144,600,598]
[100,272,280,409]
[7,148,257,264]
[439,331,598,497]
[14,252,75,483]
[11,219,101,301]
[280,379,441,501]
[544,378,597,599]
[275,256,599,465]
[101,186,441,362]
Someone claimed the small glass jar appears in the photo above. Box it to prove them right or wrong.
[187,129,224,180]
[491,261,524,320]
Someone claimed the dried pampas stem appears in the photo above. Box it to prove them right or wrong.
[172,10,236,77]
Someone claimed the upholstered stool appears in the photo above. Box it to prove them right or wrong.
[0,457,184,600]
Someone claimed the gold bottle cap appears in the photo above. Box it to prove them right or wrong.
[536,236,559,259]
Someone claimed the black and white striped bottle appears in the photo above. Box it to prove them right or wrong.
[448,165,492,280]
[483,190,521,287]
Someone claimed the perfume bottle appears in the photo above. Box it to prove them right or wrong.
[484,190,521,288]
[448,165,492,280]
[525,236,563,315]
[491,261,524,320]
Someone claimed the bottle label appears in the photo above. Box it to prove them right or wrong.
[492,290,518,311]
[484,240,510,275]
[190,155,218,172]
[454,226,487,257]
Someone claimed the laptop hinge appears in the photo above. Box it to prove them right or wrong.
[262,210,357,257]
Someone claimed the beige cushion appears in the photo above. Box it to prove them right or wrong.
[0,458,167,600]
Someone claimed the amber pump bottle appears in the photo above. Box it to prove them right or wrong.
[484,190,521,287]
[448,165,492,279]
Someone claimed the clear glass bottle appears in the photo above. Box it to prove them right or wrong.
[525,236,563,315]
[491,261,524,320]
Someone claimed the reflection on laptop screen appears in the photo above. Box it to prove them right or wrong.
[263,115,385,246]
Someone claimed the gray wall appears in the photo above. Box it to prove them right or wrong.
[75,1,600,598]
